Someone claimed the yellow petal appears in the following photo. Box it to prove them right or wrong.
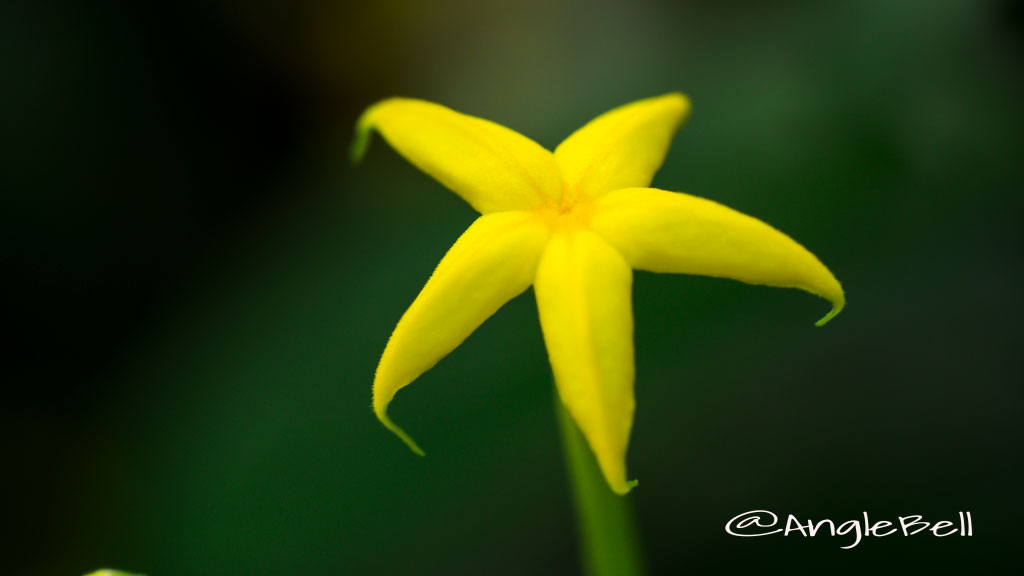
[534,229,637,494]
[352,98,563,213]
[554,93,691,200]
[373,210,551,452]
[590,187,845,325]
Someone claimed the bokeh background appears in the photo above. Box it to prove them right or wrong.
[6,0,1023,573]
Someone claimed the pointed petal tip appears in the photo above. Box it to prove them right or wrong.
[656,92,692,117]
[663,90,691,106]
[376,408,426,456]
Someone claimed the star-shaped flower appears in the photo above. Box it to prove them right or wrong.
[353,94,843,494]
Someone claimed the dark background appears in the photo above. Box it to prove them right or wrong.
[6,0,1023,574]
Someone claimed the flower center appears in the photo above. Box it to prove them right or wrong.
[538,189,592,232]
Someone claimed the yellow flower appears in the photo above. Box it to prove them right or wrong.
[353,94,843,494]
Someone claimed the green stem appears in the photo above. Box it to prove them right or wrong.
[557,393,646,576]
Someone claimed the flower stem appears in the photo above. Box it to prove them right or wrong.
[556,392,646,576]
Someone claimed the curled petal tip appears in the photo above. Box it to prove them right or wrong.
[377,409,426,456]
[350,117,372,165]
[614,478,639,495]
[349,132,369,165]
[814,299,845,327]
[351,102,387,165]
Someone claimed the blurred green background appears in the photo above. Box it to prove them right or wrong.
[6,0,1023,573]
